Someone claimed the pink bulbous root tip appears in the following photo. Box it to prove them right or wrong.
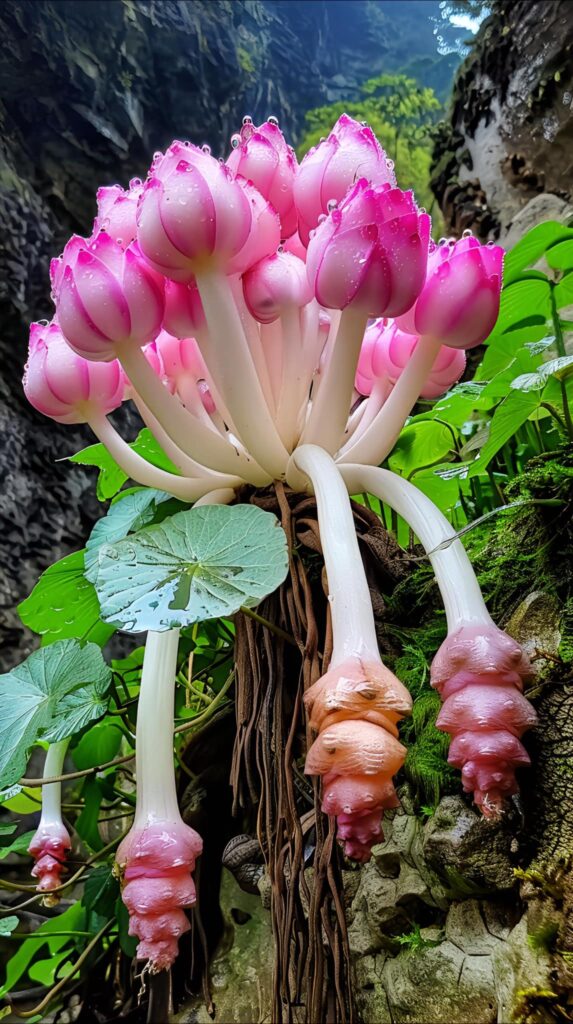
[28,822,72,903]
[431,622,537,818]
[304,656,411,861]
[116,820,203,972]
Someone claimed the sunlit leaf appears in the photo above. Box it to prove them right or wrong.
[0,831,35,860]
[72,721,123,770]
[68,443,127,501]
[468,391,540,477]
[91,504,289,633]
[0,640,111,787]
[18,551,115,648]
[504,222,573,284]
[389,420,455,478]
[0,903,85,998]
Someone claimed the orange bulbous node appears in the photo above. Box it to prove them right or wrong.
[304,655,411,862]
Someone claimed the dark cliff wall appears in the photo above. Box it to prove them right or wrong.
[0,0,452,668]
[431,0,573,239]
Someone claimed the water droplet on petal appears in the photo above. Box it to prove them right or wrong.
[327,198,338,212]
[202,144,211,155]
[462,228,473,238]
[267,114,279,127]
[242,115,253,126]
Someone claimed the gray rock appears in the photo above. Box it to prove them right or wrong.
[383,940,497,1024]
[505,591,562,684]
[493,915,552,1024]
[422,797,516,895]
[501,195,573,249]
[445,900,505,956]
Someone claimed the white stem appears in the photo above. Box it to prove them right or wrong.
[134,630,181,826]
[302,307,368,453]
[288,445,379,666]
[339,465,491,630]
[116,341,267,485]
[132,396,219,478]
[88,414,241,501]
[134,489,233,829]
[38,740,69,828]
[340,335,442,465]
[196,270,289,479]
[276,307,305,450]
[261,320,283,408]
[296,300,322,424]
[228,276,275,413]
[339,378,393,455]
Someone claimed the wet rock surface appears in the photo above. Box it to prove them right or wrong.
[432,0,573,238]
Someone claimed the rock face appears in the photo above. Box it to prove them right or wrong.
[431,0,573,239]
[0,0,452,669]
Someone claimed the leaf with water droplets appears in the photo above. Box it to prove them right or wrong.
[0,640,111,788]
[91,504,289,633]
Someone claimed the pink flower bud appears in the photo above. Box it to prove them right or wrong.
[283,231,307,261]
[163,278,206,339]
[294,114,396,244]
[368,318,466,398]
[227,118,298,238]
[23,320,124,423]
[137,141,253,280]
[53,232,164,361]
[306,179,430,316]
[242,250,312,323]
[431,622,536,818]
[117,820,202,971]
[93,177,144,248]
[226,178,281,275]
[396,235,504,349]
[29,821,71,898]
[154,331,215,414]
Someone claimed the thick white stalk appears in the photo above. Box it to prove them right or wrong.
[276,307,305,450]
[301,307,368,454]
[261,320,283,408]
[339,335,442,465]
[339,378,393,455]
[116,341,268,485]
[296,300,322,424]
[196,270,289,479]
[134,630,181,826]
[38,739,69,828]
[228,275,275,413]
[132,396,220,478]
[339,465,490,630]
[87,414,241,501]
[287,445,379,666]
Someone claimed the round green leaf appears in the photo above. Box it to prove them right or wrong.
[92,504,289,633]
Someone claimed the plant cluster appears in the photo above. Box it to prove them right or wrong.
[1,109,571,1020]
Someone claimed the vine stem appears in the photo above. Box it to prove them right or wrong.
[10,919,114,1019]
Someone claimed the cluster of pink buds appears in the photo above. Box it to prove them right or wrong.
[24,108,534,910]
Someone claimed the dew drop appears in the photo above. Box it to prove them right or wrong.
[267,114,279,127]
[326,198,338,212]
[438,236,447,246]
[242,114,253,125]
[201,144,211,155]
[360,120,368,126]
[487,239,495,247]
[462,228,473,238]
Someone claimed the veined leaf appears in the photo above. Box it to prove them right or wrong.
[389,420,455,478]
[92,504,289,633]
[85,489,171,574]
[546,239,573,271]
[504,222,573,284]
[0,903,85,998]
[18,551,114,648]
[468,391,540,477]
[69,430,180,502]
[0,917,19,937]
[495,279,551,334]
[0,831,35,860]
[0,640,111,788]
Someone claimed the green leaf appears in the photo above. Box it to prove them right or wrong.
[554,270,573,309]
[0,916,19,936]
[85,489,170,574]
[83,866,120,920]
[0,640,112,788]
[18,550,115,648]
[389,420,455,478]
[131,429,180,474]
[0,903,84,998]
[504,222,573,284]
[546,239,573,271]
[0,823,17,837]
[468,391,541,477]
[68,443,128,501]
[28,950,73,986]
[0,831,35,860]
[494,279,551,333]
[116,896,138,957]
[75,780,103,851]
[72,721,123,770]
[91,504,289,633]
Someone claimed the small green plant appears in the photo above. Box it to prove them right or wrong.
[396,924,442,953]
